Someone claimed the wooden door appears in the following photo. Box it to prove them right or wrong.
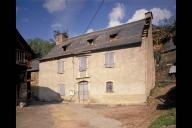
[79,81,88,101]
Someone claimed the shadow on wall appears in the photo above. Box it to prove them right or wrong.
[29,86,63,106]
[31,85,39,100]
[156,86,176,110]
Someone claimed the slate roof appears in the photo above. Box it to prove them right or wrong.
[27,59,39,71]
[40,19,147,61]
[16,28,36,58]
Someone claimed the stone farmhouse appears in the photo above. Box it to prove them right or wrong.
[38,12,155,104]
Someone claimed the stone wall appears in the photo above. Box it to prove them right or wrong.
[31,72,39,99]
[38,40,155,104]
[38,24,155,104]
[156,50,176,82]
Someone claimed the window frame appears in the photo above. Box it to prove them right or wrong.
[106,81,113,93]
[109,33,118,42]
[87,39,94,45]
[58,84,65,96]
[57,60,64,74]
[105,52,115,68]
[79,56,88,72]
[62,46,67,51]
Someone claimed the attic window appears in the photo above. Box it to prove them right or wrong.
[62,46,67,51]
[110,33,118,42]
[87,39,94,45]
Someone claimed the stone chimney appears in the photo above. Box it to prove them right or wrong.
[55,32,68,45]
[142,12,153,37]
[145,12,153,19]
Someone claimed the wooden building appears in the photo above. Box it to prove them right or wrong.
[16,29,35,106]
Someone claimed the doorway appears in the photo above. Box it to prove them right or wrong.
[78,81,89,102]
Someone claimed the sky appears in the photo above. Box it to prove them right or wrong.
[16,0,176,42]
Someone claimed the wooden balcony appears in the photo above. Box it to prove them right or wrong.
[16,49,31,67]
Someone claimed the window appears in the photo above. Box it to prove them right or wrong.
[105,52,114,68]
[110,33,117,39]
[106,81,113,93]
[79,81,89,100]
[87,39,94,45]
[16,49,27,64]
[59,84,65,96]
[58,60,64,74]
[79,56,87,72]
[62,46,67,51]
[110,33,118,42]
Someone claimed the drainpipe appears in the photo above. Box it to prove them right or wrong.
[72,56,76,102]
[144,11,153,100]
[144,37,147,102]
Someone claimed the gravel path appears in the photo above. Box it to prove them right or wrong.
[69,104,121,128]
[17,103,121,128]
[16,84,175,128]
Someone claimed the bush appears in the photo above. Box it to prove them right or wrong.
[158,83,167,87]
[149,108,176,128]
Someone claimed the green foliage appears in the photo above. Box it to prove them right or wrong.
[149,108,176,128]
[158,16,176,28]
[157,83,167,88]
[153,16,176,45]
[28,38,55,58]
[156,81,174,88]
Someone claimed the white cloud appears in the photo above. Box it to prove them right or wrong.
[150,8,172,25]
[86,28,94,33]
[43,0,67,13]
[108,3,125,27]
[127,9,148,23]
[51,23,62,30]
[127,8,172,25]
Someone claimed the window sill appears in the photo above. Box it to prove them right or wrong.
[104,93,115,96]
[105,66,115,68]
[79,70,87,72]
[57,72,64,74]
[76,76,90,79]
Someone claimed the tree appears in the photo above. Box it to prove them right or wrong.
[27,38,55,58]
[158,16,176,28]
[153,16,176,46]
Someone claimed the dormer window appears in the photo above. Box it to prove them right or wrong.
[109,33,118,42]
[87,39,94,45]
[62,46,67,51]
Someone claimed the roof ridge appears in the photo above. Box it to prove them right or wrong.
[57,19,146,45]
[40,18,148,61]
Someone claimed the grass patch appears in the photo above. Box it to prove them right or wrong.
[158,83,167,87]
[149,84,162,97]
[149,108,176,128]
[156,80,175,88]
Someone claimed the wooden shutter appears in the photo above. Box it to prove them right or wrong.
[109,52,114,67]
[79,57,83,71]
[82,57,86,71]
[59,84,65,96]
[58,60,60,73]
[105,52,114,68]
[79,57,87,72]
[58,60,64,73]
[105,53,109,67]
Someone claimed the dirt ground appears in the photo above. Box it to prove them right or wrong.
[16,84,175,128]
